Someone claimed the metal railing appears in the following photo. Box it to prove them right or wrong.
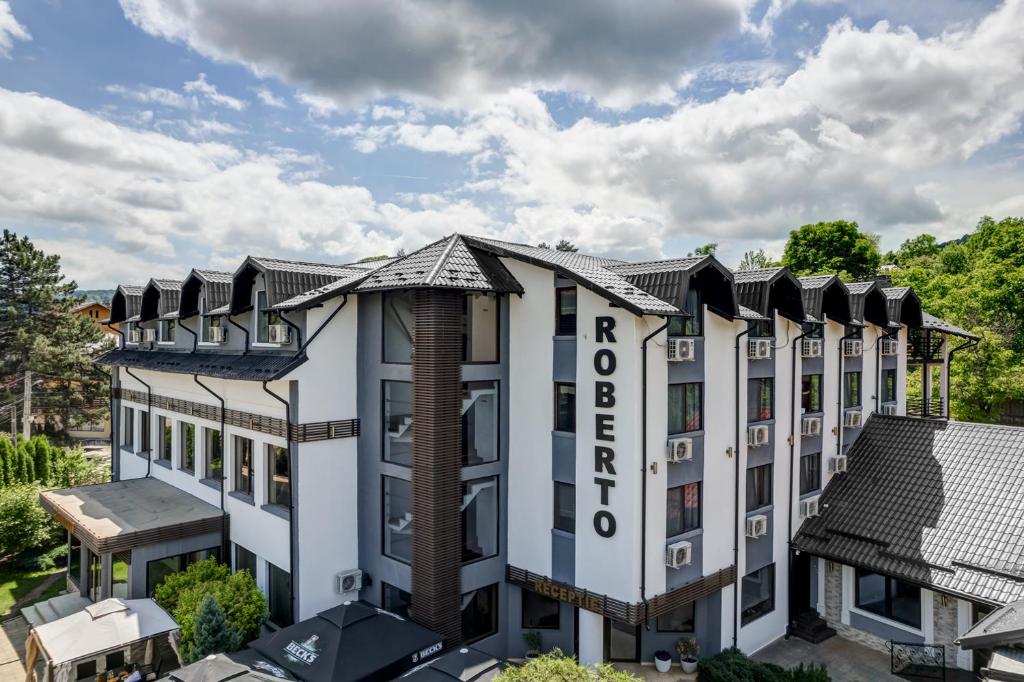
[908,333,945,363]
[906,397,946,418]
[889,641,946,680]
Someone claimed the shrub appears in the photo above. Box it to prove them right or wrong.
[0,435,13,485]
[790,663,830,682]
[497,650,641,681]
[0,484,63,558]
[697,648,829,682]
[14,543,69,571]
[191,595,242,661]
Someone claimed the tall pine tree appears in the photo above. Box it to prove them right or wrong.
[191,595,242,661]
[0,230,111,437]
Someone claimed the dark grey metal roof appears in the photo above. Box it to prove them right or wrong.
[798,275,852,324]
[179,269,233,318]
[882,286,924,328]
[109,284,145,324]
[737,305,768,320]
[140,279,183,321]
[606,255,739,319]
[958,599,1024,650]
[95,348,306,381]
[230,256,368,313]
[922,312,980,340]
[794,415,1024,605]
[845,281,891,327]
[732,267,804,321]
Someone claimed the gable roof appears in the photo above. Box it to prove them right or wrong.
[846,281,891,327]
[882,286,924,328]
[230,256,368,313]
[732,267,805,321]
[139,279,183,321]
[109,284,145,324]
[178,270,233,319]
[798,275,851,325]
[794,415,1024,605]
[921,312,980,340]
[958,599,1024,650]
[606,255,738,319]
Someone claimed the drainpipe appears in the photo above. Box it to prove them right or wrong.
[227,315,251,354]
[786,323,812,635]
[278,309,303,349]
[263,381,298,625]
[298,296,348,354]
[733,324,752,648]
[640,316,670,629]
[836,330,860,458]
[945,337,979,419]
[179,317,199,353]
[123,367,152,478]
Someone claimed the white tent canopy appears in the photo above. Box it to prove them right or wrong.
[24,598,181,682]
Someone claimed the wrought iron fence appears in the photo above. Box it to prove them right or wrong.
[906,396,945,418]
[889,641,946,680]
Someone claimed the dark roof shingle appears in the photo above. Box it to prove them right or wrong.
[95,348,306,381]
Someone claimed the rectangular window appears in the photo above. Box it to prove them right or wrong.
[746,464,772,511]
[382,380,413,466]
[383,290,415,363]
[666,289,702,337]
[87,549,102,601]
[462,476,498,563]
[462,584,499,644]
[801,322,824,338]
[383,583,411,619]
[741,564,776,625]
[844,372,862,407]
[463,381,498,466]
[159,319,176,343]
[111,551,130,599]
[67,533,81,588]
[204,428,222,482]
[146,547,218,597]
[556,287,577,336]
[140,410,150,453]
[666,482,701,536]
[800,453,821,495]
[553,482,575,533]
[522,590,560,630]
[234,544,257,578]
[233,436,253,496]
[463,293,498,362]
[256,290,283,344]
[267,444,291,509]
[883,368,897,403]
[157,416,172,463]
[122,407,134,451]
[801,375,822,413]
[748,320,774,338]
[554,383,576,433]
[180,422,195,472]
[668,382,702,434]
[383,476,413,563]
[748,378,774,422]
[855,569,921,629]
[268,562,293,627]
[656,602,696,633]
[202,313,224,343]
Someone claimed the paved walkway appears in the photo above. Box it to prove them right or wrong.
[612,662,696,681]
[0,616,29,682]
[4,572,64,618]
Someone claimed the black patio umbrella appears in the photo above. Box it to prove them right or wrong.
[399,647,505,682]
[247,601,444,682]
[166,651,297,681]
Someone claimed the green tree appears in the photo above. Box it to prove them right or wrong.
[688,243,718,257]
[0,230,112,437]
[497,650,640,682]
[19,440,34,483]
[30,436,49,484]
[0,484,62,558]
[537,240,579,252]
[738,249,772,270]
[891,233,940,265]
[781,220,881,280]
[0,435,12,485]
[191,595,242,662]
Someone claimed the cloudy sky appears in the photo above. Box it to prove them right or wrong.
[1,0,1022,287]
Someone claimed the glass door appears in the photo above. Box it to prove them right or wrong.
[605,618,640,662]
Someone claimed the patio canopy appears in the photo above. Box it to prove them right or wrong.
[247,601,444,682]
[398,647,504,682]
[166,651,296,681]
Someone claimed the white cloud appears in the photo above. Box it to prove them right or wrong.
[0,1,29,58]
[106,83,195,109]
[184,73,247,111]
[254,86,286,108]
[296,92,339,118]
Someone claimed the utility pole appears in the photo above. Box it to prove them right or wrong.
[9,403,15,438]
[22,370,31,439]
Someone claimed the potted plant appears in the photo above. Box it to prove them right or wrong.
[522,631,542,659]
[653,650,673,673]
[677,637,699,673]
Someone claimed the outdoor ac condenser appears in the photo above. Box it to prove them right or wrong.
[666,437,693,463]
[268,323,291,344]
[665,540,692,569]
[667,337,695,362]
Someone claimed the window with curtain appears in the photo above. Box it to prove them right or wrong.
[554,383,576,433]
[883,369,897,403]
[553,482,575,533]
[748,378,774,422]
[801,374,822,413]
[556,288,577,336]
[741,564,775,625]
[666,482,701,536]
[844,371,862,407]
[746,464,772,511]
[800,453,821,495]
[668,383,702,434]
[267,444,290,509]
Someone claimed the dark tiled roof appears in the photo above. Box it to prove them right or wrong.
[922,312,980,340]
[95,348,306,381]
[605,255,738,318]
[882,286,924,328]
[738,305,768,320]
[140,279,183,321]
[958,599,1024,649]
[732,267,804,321]
[798,275,851,324]
[179,269,233,318]
[109,285,145,323]
[794,415,1024,605]
[231,256,368,312]
[846,280,890,326]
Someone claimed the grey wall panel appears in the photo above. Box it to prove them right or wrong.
[850,611,924,644]
[551,530,575,585]
[744,509,773,573]
[552,432,576,484]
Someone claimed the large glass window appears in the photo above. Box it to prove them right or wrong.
[463,381,498,466]
[233,436,253,497]
[554,383,576,433]
[668,383,702,434]
[267,445,291,509]
[122,407,134,451]
[522,591,560,630]
[145,547,218,597]
[844,372,862,407]
[383,290,415,363]
[800,453,821,495]
[234,544,257,578]
[159,319,176,343]
[140,410,150,453]
[556,288,577,336]
[746,464,772,511]
[748,320,774,338]
[802,375,822,413]
[463,293,498,362]
[855,569,921,629]
[383,381,414,466]
[667,482,701,536]
[383,476,413,563]
[748,378,774,422]
[883,368,897,403]
[383,583,411,619]
[180,422,195,472]
[667,288,702,337]
[157,416,172,463]
[462,584,499,644]
[111,551,130,599]
[741,564,775,625]
[204,428,222,482]
[553,482,575,533]
[88,550,102,601]
[67,533,81,588]
[462,476,498,563]
[268,562,293,627]
[256,290,283,344]
[656,602,696,633]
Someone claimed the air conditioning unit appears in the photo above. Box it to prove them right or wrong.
[844,410,863,428]
[666,437,693,463]
[802,338,823,358]
[747,424,769,447]
[843,339,863,357]
[665,540,693,569]
[268,323,291,344]
[829,455,848,474]
[801,416,822,436]
[800,496,821,518]
[880,403,898,416]
[143,329,156,343]
[128,329,141,344]
[208,326,227,344]
[667,337,696,362]
[335,568,363,596]
[748,338,772,360]
[880,338,899,356]
[746,514,768,538]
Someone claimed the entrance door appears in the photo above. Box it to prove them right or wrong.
[604,618,640,662]
[790,551,813,618]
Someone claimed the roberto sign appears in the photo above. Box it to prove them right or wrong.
[592,315,618,538]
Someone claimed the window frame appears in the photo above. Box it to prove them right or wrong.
[233,435,254,497]
[799,452,821,495]
[179,422,196,473]
[554,383,576,433]
[801,374,823,414]
[382,380,414,467]
[382,290,415,364]
[204,427,223,484]
[382,582,412,619]
[462,380,500,466]
[553,482,575,534]
[521,590,561,630]
[854,568,922,629]
[382,475,414,565]
[749,377,774,423]
[844,371,862,408]
[666,482,702,537]
[268,561,293,627]
[741,563,776,626]
[139,410,150,454]
[555,287,577,336]
[158,318,176,343]
[234,544,257,579]
[156,416,172,463]
[266,443,291,510]
[461,475,500,565]
[122,407,134,451]
[746,463,773,511]
[883,368,898,403]
[461,583,499,645]
[668,382,703,434]
[462,292,500,364]
[656,601,696,633]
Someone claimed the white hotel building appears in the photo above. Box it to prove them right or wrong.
[45,234,976,667]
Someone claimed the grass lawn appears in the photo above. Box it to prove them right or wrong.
[0,565,65,616]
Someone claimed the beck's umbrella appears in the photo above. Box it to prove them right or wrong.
[399,647,504,682]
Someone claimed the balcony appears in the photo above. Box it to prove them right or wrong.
[908,331,944,363]
[906,396,945,418]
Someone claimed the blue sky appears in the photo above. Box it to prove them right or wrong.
[0,0,1020,287]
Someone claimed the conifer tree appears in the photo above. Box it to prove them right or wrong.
[191,595,242,661]
[31,436,50,484]
[0,435,12,485]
